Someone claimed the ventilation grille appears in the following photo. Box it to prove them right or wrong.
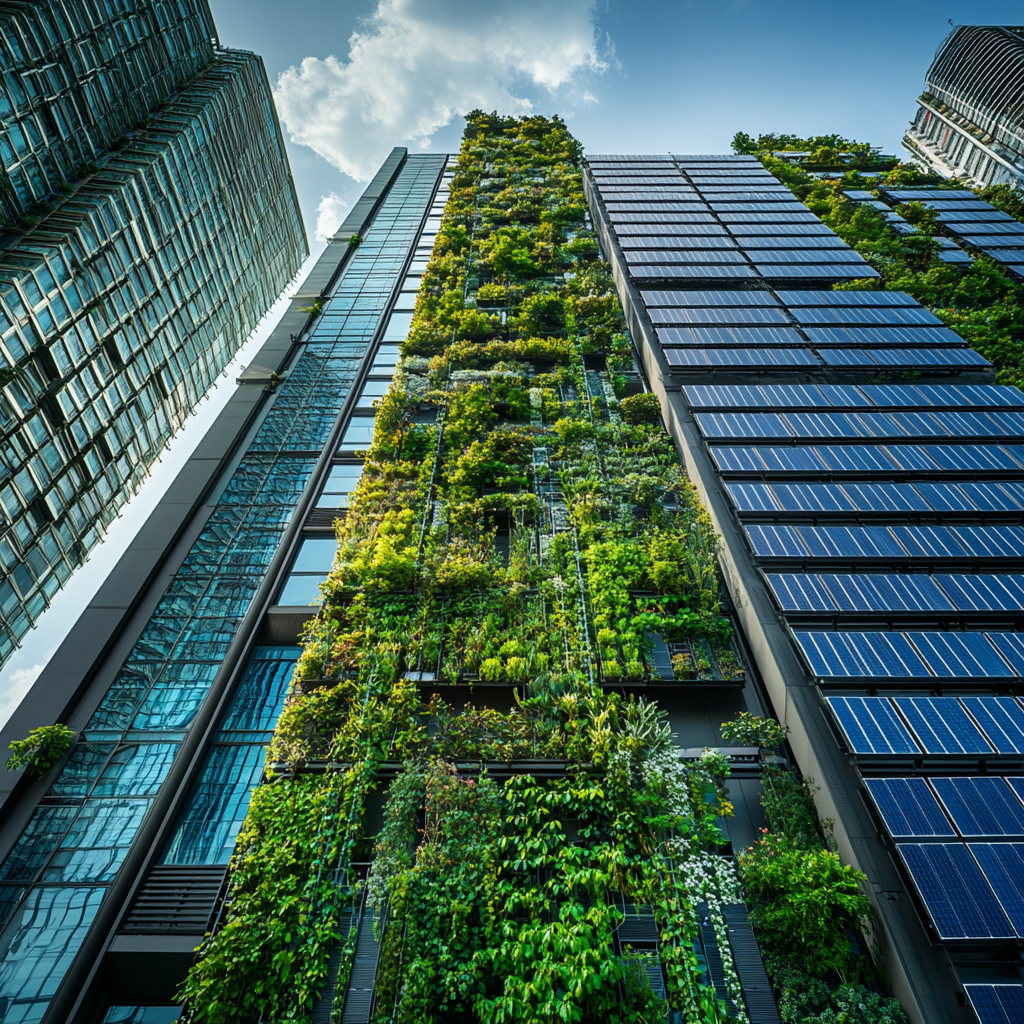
[120,865,228,935]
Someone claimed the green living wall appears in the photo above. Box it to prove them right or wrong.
[179,115,891,1024]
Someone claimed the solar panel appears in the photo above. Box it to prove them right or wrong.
[718,213,821,223]
[732,235,847,249]
[777,290,919,307]
[932,778,1024,837]
[665,347,820,367]
[643,289,778,306]
[970,844,1024,938]
[893,697,993,755]
[935,574,1024,613]
[727,223,837,236]
[965,983,1024,1024]
[631,265,759,279]
[617,236,738,250]
[985,634,1024,674]
[650,307,790,325]
[826,695,921,750]
[898,844,1014,940]
[696,412,789,439]
[921,445,1023,471]
[624,250,749,264]
[684,385,773,407]
[907,633,1013,679]
[756,265,880,280]
[952,526,1024,558]
[819,445,918,471]
[795,526,905,559]
[617,224,727,237]
[610,213,718,224]
[749,447,824,471]
[765,574,837,611]
[797,307,942,327]
[744,524,808,557]
[963,698,1024,753]
[806,326,963,346]
[805,635,930,679]
[839,482,932,512]
[820,573,953,612]
[864,778,955,838]
[658,325,804,346]
[773,483,855,511]
[747,249,866,264]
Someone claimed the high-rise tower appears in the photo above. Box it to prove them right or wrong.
[904,25,1024,187]
[0,1,307,666]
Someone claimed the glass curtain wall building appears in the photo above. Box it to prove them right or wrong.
[0,2,307,667]
[0,149,445,1021]
[904,25,1024,187]
[585,155,1023,1024]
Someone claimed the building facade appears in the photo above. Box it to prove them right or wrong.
[0,1,307,667]
[585,153,1023,1024]
[0,147,443,1022]
[904,24,1024,187]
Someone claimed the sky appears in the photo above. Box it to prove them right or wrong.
[1,0,1022,722]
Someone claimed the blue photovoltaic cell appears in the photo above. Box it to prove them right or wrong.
[696,413,789,438]
[773,483,855,512]
[805,325,959,347]
[751,448,823,471]
[932,778,1024,837]
[936,574,1024,613]
[727,483,780,512]
[970,845,1024,938]
[658,325,802,346]
[864,778,955,838]
[826,696,921,752]
[797,526,904,559]
[839,483,932,512]
[641,289,778,306]
[806,635,929,680]
[907,633,1012,679]
[986,634,1024,674]
[894,697,993,755]
[821,573,952,612]
[765,574,836,611]
[965,984,1024,1024]
[709,448,765,472]
[965,698,1024,754]
[821,445,916,471]
[777,290,919,307]
[898,844,1014,940]
[650,307,790,325]
[922,445,1023,471]
[744,525,808,557]
[953,526,1024,557]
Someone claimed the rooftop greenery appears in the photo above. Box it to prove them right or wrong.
[735,133,1024,389]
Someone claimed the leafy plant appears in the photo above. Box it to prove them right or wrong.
[5,724,73,777]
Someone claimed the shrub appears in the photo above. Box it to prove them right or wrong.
[620,392,662,425]
[5,724,74,777]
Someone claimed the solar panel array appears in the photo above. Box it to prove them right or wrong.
[586,157,989,376]
[589,153,1024,997]
[876,187,1024,279]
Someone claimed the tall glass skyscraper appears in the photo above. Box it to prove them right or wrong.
[0,146,444,1021]
[0,2,307,666]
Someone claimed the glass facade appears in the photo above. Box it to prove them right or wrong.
[0,153,443,1019]
[0,47,307,666]
[0,1,215,223]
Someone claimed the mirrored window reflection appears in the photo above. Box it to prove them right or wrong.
[0,886,105,1022]
[371,346,400,373]
[355,378,390,404]
[316,463,363,510]
[340,415,375,450]
[277,537,337,606]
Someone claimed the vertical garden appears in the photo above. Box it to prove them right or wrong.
[178,115,889,1024]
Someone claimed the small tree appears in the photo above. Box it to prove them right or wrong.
[5,724,74,777]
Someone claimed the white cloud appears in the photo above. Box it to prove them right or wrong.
[0,664,43,730]
[315,192,350,240]
[274,0,607,181]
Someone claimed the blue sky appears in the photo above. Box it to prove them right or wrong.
[209,0,1024,241]
[2,0,1022,716]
